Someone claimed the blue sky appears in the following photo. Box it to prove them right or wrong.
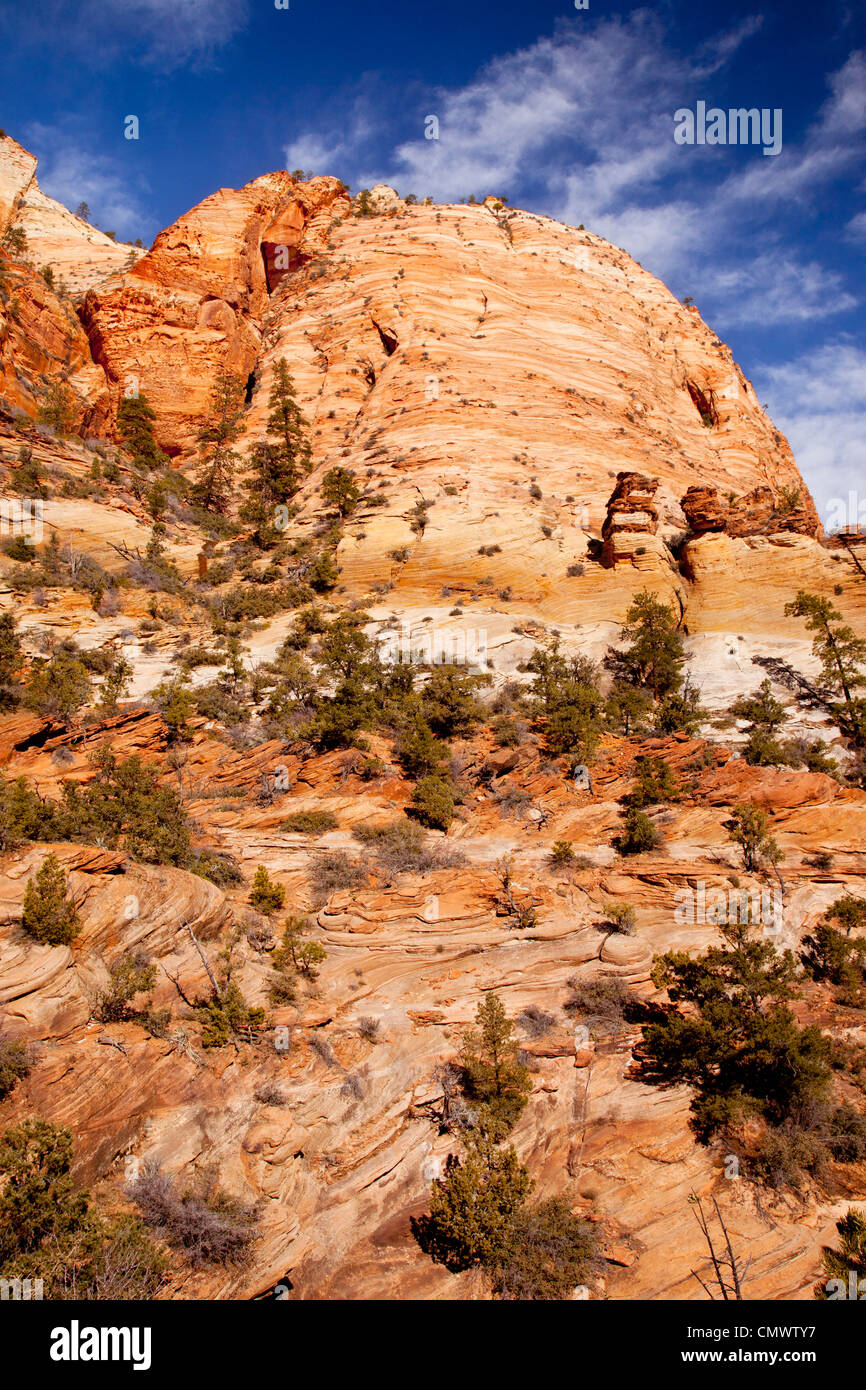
[0,0,863,520]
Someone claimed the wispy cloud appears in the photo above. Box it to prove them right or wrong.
[756,342,866,518]
[281,16,862,336]
[1,0,249,70]
[24,122,153,240]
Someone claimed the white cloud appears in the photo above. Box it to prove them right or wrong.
[845,210,866,242]
[24,123,152,240]
[280,17,861,334]
[756,343,866,520]
[699,256,858,326]
[2,0,249,69]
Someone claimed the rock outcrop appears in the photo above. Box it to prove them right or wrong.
[681,482,821,540]
[601,471,661,567]
[80,173,350,452]
[0,133,140,296]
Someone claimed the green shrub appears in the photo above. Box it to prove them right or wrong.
[524,645,604,759]
[491,1195,600,1300]
[279,810,338,835]
[725,803,780,872]
[22,854,80,945]
[816,1209,866,1299]
[270,914,326,999]
[413,1131,533,1273]
[0,1039,29,1099]
[603,902,636,935]
[548,840,575,867]
[642,920,833,1144]
[196,981,266,1048]
[0,1118,167,1298]
[628,756,680,808]
[25,645,92,723]
[189,851,244,887]
[248,865,286,915]
[96,953,157,1023]
[615,807,662,855]
[396,719,449,778]
[410,775,455,830]
[460,995,532,1138]
[420,666,486,739]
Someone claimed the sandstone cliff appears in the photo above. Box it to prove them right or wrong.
[0,138,863,1305]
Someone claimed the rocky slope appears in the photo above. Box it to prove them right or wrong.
[0,139,864,1302]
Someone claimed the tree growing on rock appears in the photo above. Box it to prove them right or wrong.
[785,591,866,746]
[410,774,455,830]
[241,360,312,544]
[248,865,285,916]
[116,393,168,471]
[191,370,246,514]
[321,466,360,517]
[22,854,80,945]
[641,918,832,1142]
[615,806,663,855]
[612,590,685,702]
[731,678,789,766]
[270,914,326,1001]
[38,379,77,436]
[413,1125,600,1297]
[414,1128,532,1273]
[0,612,23,707]
[725,803,781,873]
[524,644,604,760]
[801,894,866,1003]
[816,1208,866,1299]
[96,953,157,1023]
[460,993,531,1138]
[24,643,92,725]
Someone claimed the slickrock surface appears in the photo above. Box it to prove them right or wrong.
[0,138,864,1303]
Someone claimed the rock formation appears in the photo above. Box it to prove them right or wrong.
[80,174,350,451]
[681,482,821,540]
[601,471,661,567]
[0,135,863,1306]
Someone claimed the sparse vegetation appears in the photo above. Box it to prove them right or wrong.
[0,1118,167,1298]
[128,1163,258,1267]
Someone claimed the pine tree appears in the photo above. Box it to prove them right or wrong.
[612,589,686,702]
[116,393,167,471]
[271,914,326,986]
[321,466,360,517]
[241,360,312,544]
[25,645,91,724]
[460,994,532,1137]
[248,865,286,916]
[525,644,604,759]
[816,1209,866,1299]
[644,918,832,1141]
[785,591,866,745]
[416,1129,533,1272]
[0,612,22,705]
[38,379,76,436]
[22,854,81,945]
[98,653,132,713]
[731,678,789,765]
[725,803,781,872]
[192,370,246,513]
